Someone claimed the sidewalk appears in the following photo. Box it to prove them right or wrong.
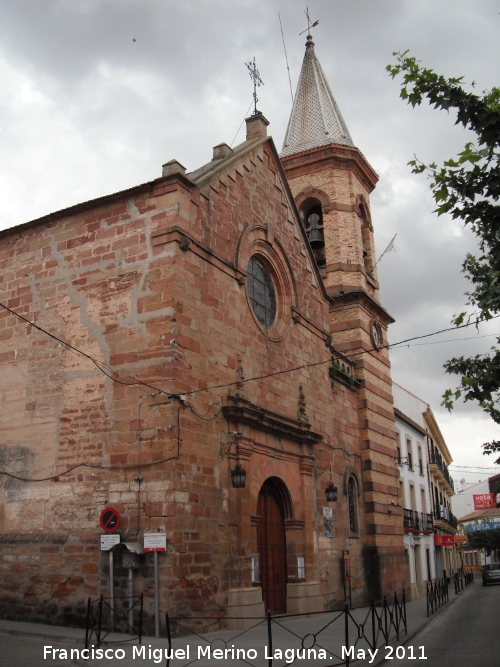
[0,582,476,667]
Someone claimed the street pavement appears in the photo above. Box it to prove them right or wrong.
[0,580,491,667]
[377,579,500,666]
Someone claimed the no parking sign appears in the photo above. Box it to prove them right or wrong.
[99,507,121,533]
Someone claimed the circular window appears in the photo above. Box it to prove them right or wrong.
[246,256,276,328]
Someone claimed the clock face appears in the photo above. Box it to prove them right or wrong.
[371,322,380,347]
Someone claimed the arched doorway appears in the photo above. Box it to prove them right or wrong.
[256,477,291,613]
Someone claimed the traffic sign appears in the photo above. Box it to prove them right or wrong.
[100,507,121,533]
[100,534,120,551]
[144,533,167,552]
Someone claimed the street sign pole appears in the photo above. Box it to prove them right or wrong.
[128,569,134,630]
[143,532,167,638]
[154,551,159,638]
[100,534,120,628]
[109,550,114,627]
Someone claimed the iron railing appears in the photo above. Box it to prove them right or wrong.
[403,509,434,532]
[165,591,407,667]
[428,446,455,491]
[434,504,458,529]
[85,594,143,649]
[403,508,414,529]
[426,578,449,617]
[453,571,474,594]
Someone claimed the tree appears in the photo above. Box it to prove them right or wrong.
[466,529,500,555]
[387,52,500,462]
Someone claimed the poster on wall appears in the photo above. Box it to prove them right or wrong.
[473,494,496,510]
[323,507,333,537]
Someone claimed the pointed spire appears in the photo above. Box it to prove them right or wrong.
[280,35,354,157]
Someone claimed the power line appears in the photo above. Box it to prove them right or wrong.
[230,98,254,148]
[392,332,500,349]
[0,454,181,483]
[449,464,500,471]
[0,300,170,397]
[278,12,294,103]
[1,300,499,401]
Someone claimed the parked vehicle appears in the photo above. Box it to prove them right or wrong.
[482,563,500,586]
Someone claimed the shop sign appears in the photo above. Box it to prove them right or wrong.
[434,534,454,546]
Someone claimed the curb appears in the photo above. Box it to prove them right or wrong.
[0,625,86,644]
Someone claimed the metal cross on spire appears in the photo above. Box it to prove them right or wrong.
[245,57,264,115]
[299,6,319,35]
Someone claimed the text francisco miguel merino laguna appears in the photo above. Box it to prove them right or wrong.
[44,644,427,663]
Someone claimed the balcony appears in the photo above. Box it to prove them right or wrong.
[403,509,434,534]
[434,504,458,532]
[428,446,455,493]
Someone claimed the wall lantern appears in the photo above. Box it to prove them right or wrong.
[325,483,338,503]
[231,464,247,489]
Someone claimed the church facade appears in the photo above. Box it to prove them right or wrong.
[0,36,408,630]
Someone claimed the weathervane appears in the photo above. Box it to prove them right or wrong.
[246,57,264,115]
[299,7,319,35]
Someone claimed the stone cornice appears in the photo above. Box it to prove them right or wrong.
[327,286,395,325]
[222,396,323,446]
[280,143,379,193]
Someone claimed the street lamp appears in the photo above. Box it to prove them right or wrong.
[231,464,247,489]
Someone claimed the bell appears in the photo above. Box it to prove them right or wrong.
[308,228,325,249]
[306,212,325,249]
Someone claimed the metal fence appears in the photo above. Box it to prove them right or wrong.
[164,592,407,667]
[85,593,143,649]
[426,578,449,617]
[453,571,473,594]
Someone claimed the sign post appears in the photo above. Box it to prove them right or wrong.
[342,550,351,607]
[144,533,167,638]
[100,534,120,626]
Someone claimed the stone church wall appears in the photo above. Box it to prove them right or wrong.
[0,136,390,631]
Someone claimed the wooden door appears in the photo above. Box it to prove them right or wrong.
[257,482,287,613]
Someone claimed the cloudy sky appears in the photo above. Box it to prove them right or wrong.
[1,0,499,486]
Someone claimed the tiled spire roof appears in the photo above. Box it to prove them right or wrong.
[280,35,354,158]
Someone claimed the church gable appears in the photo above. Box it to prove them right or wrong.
[171,130,328,333]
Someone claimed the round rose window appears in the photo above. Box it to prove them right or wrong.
[246,256,276,328]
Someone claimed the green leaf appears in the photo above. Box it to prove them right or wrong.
[388,51,500,458]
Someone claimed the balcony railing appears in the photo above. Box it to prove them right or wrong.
[428,446,455,492]
[403,508,415,529]
[435,504,458,530]
[403,509,434,532]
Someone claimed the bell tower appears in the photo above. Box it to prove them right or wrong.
[280,34,408,598]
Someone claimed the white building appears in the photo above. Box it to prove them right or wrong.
[452,479,490,519]
[393,384,437,599]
